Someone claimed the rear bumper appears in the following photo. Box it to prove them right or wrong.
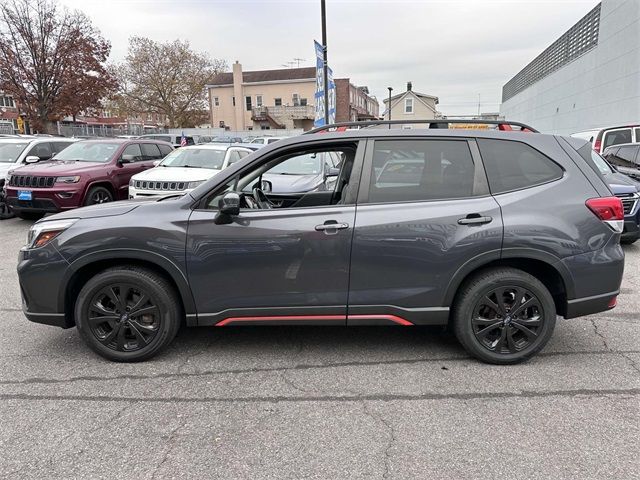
[564,291,618,319]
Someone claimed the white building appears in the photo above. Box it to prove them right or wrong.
[500,0,639,135]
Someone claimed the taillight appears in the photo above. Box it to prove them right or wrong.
[608,296,617,309]
[593,139,602,152]
[586,197,624,232]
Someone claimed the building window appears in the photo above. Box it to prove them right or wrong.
[274,97,282,106]
[404,98,413,114]
[232,96,236,107]
[256,95,263,107]
[292,93,300,106]
[245,96,252,111]
[213,96,219,107]
[300,98,308,106]
[0,96,15,108]
[261,125,271,130]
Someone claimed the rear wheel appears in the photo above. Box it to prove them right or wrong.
[75,266,181,362]
[84,186,113,206]
[453,267,556,364]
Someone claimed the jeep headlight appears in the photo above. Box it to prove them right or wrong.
[26,218,78,249]
[55,176,81,184]
[186,180,205,189]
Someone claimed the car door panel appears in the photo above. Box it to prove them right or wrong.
[186,206,355,325]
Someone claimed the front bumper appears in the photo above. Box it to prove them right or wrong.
[622,219,640,242]
[129,186,194,199]
[17,245,73,328]
[6,185,83,213]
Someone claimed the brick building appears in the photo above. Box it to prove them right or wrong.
[334,79,379,122]
[0,92,19,134]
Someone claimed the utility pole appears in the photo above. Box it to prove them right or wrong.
[321,0,329,126]
[387,87,393,128]
[477,93,481,116]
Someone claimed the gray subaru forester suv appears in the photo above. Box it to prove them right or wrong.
[17,121,625,364]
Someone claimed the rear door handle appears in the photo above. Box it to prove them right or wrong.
[315,221,349,233]
[458,214,493,225]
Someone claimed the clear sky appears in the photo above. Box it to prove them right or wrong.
[59,0,599,116]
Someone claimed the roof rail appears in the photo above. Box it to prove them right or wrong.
[305,119,539,134]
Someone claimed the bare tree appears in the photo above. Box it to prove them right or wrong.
[117,37,226,128]
[0,0,116,133]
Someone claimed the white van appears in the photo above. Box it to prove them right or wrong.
[571,125,640,153]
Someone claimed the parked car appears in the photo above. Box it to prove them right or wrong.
[571,125,640,154]
[250,136,288,146]
[209,136,243,144]
[137,134,195,148]
[261,151,342,196]
[0,136,77,185]
[5,139,173,220]
[602,143,640,181]
[194,135,213,144]
[587,147,640,244]
[129,144,256,198]
[17,121,625,364]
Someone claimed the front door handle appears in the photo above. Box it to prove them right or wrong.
[458,214,493,225]
[315,221,349,234]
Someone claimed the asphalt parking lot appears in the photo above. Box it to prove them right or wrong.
[0,216,638,479]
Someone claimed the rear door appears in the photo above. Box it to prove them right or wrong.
[113,143,145,197]
[347,137,502,326]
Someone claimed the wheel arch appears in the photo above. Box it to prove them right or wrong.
[444,249,574,317]
[60,250,197,327]
[83,181,117,203]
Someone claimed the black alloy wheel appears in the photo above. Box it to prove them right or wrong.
[471,286,543,354]
[75,266,181,362]
[84,186,113,206]
[453,267,556,364]
[87,283,161,352]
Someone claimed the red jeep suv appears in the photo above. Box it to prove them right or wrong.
[5,139,173,220]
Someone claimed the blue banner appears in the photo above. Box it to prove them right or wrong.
[314,40,335,128]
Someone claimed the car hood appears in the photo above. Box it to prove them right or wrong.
[0,163,15,177]
[263,173,322,193]
[9,160,108,175]
[132,166,220,182]
[605,172,639,194]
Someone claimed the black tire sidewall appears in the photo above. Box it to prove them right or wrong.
[84,186,113,206]
[75,269,179,362]
[454,270,556,364]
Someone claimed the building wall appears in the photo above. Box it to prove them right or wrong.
[0,92,19,133]
[208,67,315,130]
[500,0,640,134]
[335,79,379,122]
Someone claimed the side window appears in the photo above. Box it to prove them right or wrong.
[635,128,640,142]
[226,149,243,166]
[28,142,53,160]
[158,144,173,157]
[477,139,563,194]
[141,143,162,160]
[615,146,640,167]
[367,140,476,203]
[51,142,73,154]
[122,144,144,162]
[603,129,632,149]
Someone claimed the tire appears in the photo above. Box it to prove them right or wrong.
[621,237,637,245]
[83,186,113,206]
[16,211,45,221]
[75,266,182,362]
[452,267,556,365]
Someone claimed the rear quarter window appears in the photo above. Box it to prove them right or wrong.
[477,139,563,194]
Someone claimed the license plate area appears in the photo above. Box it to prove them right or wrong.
[18,190,32,201]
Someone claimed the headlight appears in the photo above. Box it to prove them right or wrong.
[26,218,78,249]
[55,176,80,184]
[186,180,205,189]
[129,178,135,187]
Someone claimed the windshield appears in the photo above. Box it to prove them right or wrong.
[0,142,28,163]
[54,142,120,162]
[161,148,226,169]
[268,153,322,175]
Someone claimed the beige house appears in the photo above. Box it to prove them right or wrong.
[206,62,316,131]
[383,83,439,124]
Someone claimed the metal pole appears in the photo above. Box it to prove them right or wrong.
[387,87,393,129]
[321,0,329,126]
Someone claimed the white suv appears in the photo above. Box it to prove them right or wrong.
[129,144,256,198]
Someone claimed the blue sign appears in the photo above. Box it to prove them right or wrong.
[18,190,32,201]
[314,40,336,128]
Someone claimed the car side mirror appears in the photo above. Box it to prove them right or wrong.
[119,154,136,165]
[326,166,340,177]
[214,192,241,224]
[261,179,272,193]
[25,155,40,164]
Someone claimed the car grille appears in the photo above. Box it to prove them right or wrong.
[8,175,55,188]
[615,193,638,215]
[134,180,187,191]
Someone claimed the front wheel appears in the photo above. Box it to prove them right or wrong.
[453,267,556,365]
[75,266,182,362]
[84,186,113,206]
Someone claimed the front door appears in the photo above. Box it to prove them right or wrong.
[347,137,503,326]
[186,140,363,326]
